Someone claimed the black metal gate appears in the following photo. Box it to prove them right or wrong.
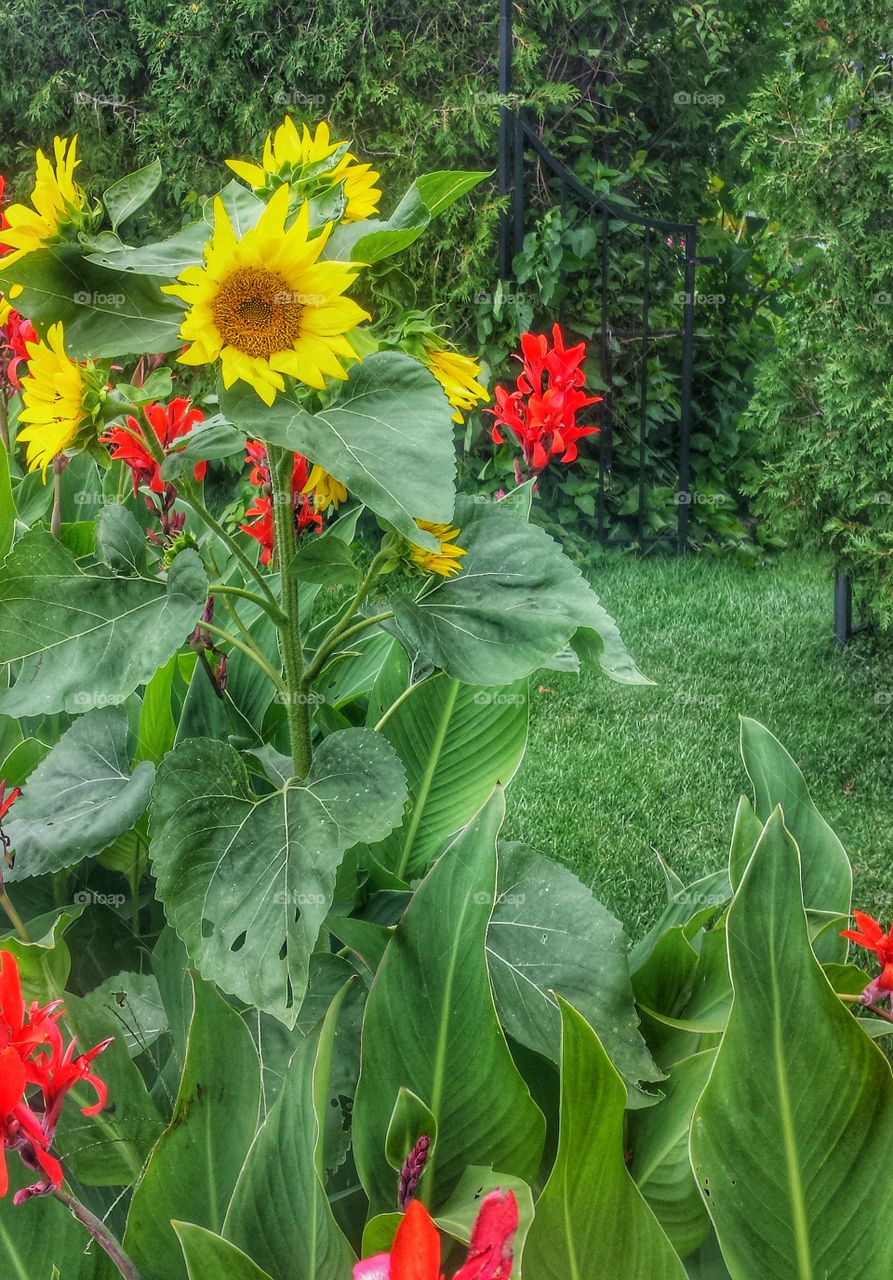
[496,0,701,554]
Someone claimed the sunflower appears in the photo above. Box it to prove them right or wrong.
[303,463,347,513]
[227,118,381,223]
[408,520,467,578]
[423,348,489,423]
[1,137,87,265]
[17,323,101,478]
[163,184,370,406]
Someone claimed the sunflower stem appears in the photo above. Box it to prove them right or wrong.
[0,398,9,452]
[53,1187,145,1280]
[51,457,64,539]
[0,890,32,943]
[268,444,313,779]
[180,481,281,614]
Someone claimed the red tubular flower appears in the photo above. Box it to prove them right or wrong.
[0,951,111,1203]
[240,441,322,564]
[1,311,38,392]
[841,911,893,1006]
[102,397,206,494]
[354,1190,519,1280]
[487,322,601,473]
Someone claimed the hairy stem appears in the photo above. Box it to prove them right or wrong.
[53,1187,145,1280]
[268,445,312,778]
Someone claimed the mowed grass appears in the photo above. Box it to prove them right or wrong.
[504,551,893,941]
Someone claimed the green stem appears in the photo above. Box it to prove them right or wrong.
[374,673,433,732]
[203,621,287,693]
[0,397,9,452]
[53,1187,145,1280]
[0,890,31,942]
[51,458,63,539]
[268,445,312,778]
[305,610,394,685]
[180,481,280,612]
[209,582,287,623]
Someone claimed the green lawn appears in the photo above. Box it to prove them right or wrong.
[505,551,893,941]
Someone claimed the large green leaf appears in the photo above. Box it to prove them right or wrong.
[0,441,14,560]
[630,1050,714,1257]
[53,988,165,1187]
[0,243,184,356]
[220,352,455,551]
[175,1225,274,1280]
[739,718,851,957]
[522,998,686,1280]
[690,810,893,1279]
[326,170,489,263]
[488,843,662,1103]
[353,790,545,1212]
[124,976,261,1280]
[0,1165,117,1278]
[370,665,528,880]
[5,705,154,878]
[103,158,163,232]
[392,505,648,684]
[0,531,208,717]
[224,985,356,1280]
[150,728,407,1024]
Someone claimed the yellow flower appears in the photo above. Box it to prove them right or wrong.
[1,137,87,265]
[303,463,347,513]
[408,520,467,578]
[0,296,11,327]
[227,118,381,223]
[162,184,370,406]
[424,348,489,423]
[17,323,94,478]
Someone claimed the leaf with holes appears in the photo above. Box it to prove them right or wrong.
[150,728,407,1024]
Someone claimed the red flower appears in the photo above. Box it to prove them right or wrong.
[1,311,38,392]
[487,322,601,473]
[354,1190,519,1280]
[841,911,893,1006]
[0,951,111,1203]
[239,441,321,565]
[0,782,19,824]
[102,398,207,494]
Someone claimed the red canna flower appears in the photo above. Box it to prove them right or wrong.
[101,397,207,494]
[239,441,322,565]
[1,310,38,393]
[0,951,111,1203]
[0,782,19,825]
[488,322,601,474]
[841,911,893,1007]
[354,1190,519,1280]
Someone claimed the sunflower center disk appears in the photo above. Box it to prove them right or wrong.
[212,267,304,359]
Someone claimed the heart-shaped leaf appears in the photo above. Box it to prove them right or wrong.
[220,352,456,551]
[5,705,154,878]
[150,728,407,1024]
[0,530,208,717]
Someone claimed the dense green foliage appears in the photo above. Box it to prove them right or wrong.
[731,1,893,626]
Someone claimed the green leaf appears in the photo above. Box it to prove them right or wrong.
[370,670,528,881]
[84,220,210,277]
[630,1050,714,1257]
[689,809,893,1280]
[384,1087,437,1172]
[223,984,356,1280]
[0,530,208,717]
[150,728,407,1024]
[158,414,247,481]
[220,352,456,551]
[95,503,149,575]
[326,169,490,263]
[136,655,178,765]
[0,908,82,1005]
[5,706,154,878]
[392,506,648,684]
[175,1225,274,1280]
[522,998,686,1280]
[0,244,185,357]
[740,718,851,959]
[53,987,165,1186]
[290,534,361,585]
[353,789,545,1212]
[103,158,163,231]
[124,976,262,1280]
[488,843,662,1103]
[0,1164,118,1278]
[727,794,763,891]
